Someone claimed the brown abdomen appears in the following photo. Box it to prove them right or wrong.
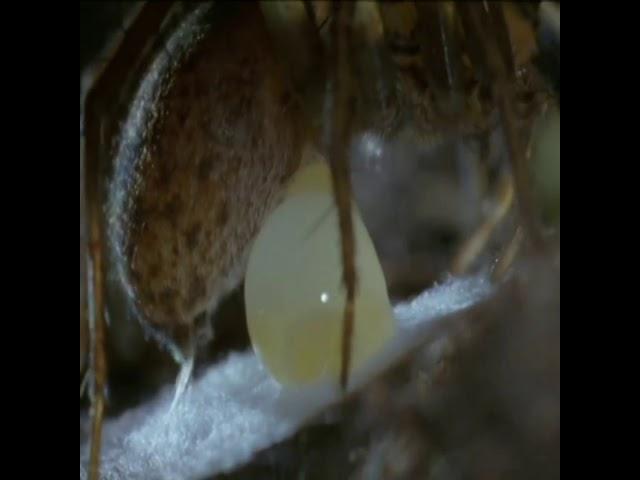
[109,4,303,339]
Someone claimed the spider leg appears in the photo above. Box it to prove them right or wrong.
[413,2,466,120]
[325,1,357,391]
[458,3,544,251]
[81,136,88,377]
[86,199,107,480]
[82,4,175,478]
[492,226,525,281]
[451,172,514,275]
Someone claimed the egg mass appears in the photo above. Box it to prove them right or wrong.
[245,154,395,385]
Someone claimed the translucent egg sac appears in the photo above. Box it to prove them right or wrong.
[244,156,395,386]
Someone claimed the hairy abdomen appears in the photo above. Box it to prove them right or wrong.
[109,4,303,340]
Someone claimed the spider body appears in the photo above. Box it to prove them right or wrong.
[108,3,304,350]
[80,3,557,478]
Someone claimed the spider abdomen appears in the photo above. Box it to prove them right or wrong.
[108,4,303,344]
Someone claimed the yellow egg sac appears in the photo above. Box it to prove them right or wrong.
[245,152,395,386]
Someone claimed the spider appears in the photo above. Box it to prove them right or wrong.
[80,2,558,478]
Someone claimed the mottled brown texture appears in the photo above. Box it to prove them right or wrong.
[112,5,304,336]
